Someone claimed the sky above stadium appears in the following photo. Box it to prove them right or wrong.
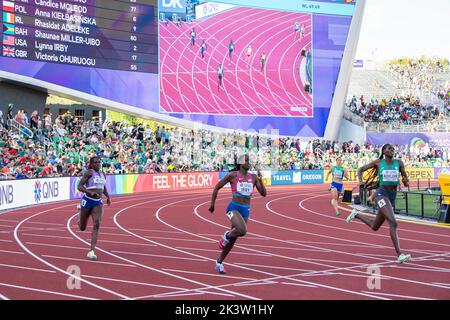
[355,0,450,61]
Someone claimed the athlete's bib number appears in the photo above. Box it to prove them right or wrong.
[80,199,87,207]
[382,170,399,182]
[333,171,343,179]
[93,176,106,189]
[237,182,253,196]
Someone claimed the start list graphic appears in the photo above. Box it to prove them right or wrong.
[1,0,158,73]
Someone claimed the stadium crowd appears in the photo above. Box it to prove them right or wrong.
[1,107,449,180]
[345,94,445,124]
[387,57,448,92]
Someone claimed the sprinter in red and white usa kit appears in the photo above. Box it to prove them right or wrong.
[209,154,267,274]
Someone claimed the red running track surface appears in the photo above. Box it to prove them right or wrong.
[0,185,450,300]
[160,7,313,116]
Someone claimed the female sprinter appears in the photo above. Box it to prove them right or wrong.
[77,156,111,260]
[208,155,267,274]
[325,157,349,216]
[346,144,411,263]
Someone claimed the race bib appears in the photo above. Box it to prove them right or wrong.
[333,171,343,179]
[93,176,106,189]
[382,170,399,182]
[237,182,253,196]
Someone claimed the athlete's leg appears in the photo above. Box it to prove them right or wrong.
[330,188,340,216]
[376,197,402,256]
[354,207,386,231]
[78,206,91,231]
[218,212,248,263]
[89,205,104,251]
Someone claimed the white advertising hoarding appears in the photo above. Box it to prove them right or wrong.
[0,177,71,211]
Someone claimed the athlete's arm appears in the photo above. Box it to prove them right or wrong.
[255,170,267,197]
[208,172,235,213]
[357,159,380,186]
[398,160,409,187]
[77,170,95,198]
[326,169,332,180]
[103,177,111,206]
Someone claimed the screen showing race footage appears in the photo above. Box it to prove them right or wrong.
[0,0,159,111]
[159,0,354,136]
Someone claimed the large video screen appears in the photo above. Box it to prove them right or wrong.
[0,0,159,110]
[159,0,356,136]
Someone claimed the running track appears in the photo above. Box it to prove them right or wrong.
[1,185,450,300]
[160,7,313,116]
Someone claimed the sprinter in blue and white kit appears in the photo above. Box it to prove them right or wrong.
[77,156,111,261]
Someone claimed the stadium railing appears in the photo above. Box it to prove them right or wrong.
[344,109,450,133]
[360,179,446,220]
[7,119,34,139]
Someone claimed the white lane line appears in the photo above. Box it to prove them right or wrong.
[0,249,24,255]
[234,262,316,273]
[96,239,157,247]
[135,290,235,299]
[174,246,272,257]
[361,291,435,300]
[0,263,56,273]
[383,265,450,273]
[233,281,279,287]
[243,243,331,252]
[0,282,98,300]
[82,275,189,291]
[127,228,185,234]
[26,242,88,250]
[0,293,9,300]
[111,250,207,262]
[146,292,205,299]
[433,282,450,287]
[22,234,74,240]
[162,268,258,281]
[41,255,137,268]
[280,282,318,288]
[144,236,213,243]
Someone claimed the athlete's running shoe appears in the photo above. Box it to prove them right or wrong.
[335,211,341,217]
[346,209,358,223]
[219,231,230,249]
[215,260,226,274]
[397,253,411,263]
[87,250,97,261]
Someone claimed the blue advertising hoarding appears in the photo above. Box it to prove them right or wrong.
[271,170,324,185]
